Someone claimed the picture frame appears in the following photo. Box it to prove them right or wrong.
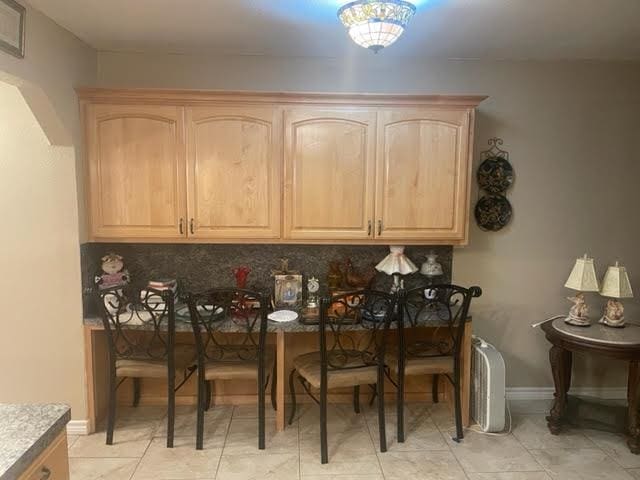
[274,274,303,308]
[0,0,25,59]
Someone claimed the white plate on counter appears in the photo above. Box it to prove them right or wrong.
[268,310,298,323]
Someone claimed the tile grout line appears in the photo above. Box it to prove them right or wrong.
[363,407,386,479]
[213,405,236,480]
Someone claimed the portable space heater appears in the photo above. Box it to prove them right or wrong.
[471,335,506,432]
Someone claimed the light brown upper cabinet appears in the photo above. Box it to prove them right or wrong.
[79,89,484,244]
[284,107,377,240]
[375,108,473,242]
[186,106,282,239]
[86,104,186,240]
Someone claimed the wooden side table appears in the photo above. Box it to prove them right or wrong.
[541,318,640,453]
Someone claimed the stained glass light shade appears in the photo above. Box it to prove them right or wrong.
[338,0,416,53]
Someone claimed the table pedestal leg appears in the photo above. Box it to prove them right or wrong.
[627,361,640,454]
[546,345,572,434]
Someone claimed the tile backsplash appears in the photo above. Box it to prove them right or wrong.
[81,243,452,315]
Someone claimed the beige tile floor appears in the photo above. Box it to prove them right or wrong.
[67,400,640,480]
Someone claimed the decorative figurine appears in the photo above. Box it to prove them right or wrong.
[600,299,625,328]
[95,253,130,290]
[566,293,590,327]
[344,258,377,288]
[306,277,320,309]
[327,261,343,290]
[420,251,443,285]
[232,266,251,289]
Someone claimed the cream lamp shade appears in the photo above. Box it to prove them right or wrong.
[564,254,599,292]
[600,262,633,298]
[375,246,418,275]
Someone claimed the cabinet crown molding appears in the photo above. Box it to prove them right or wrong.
[76,87,487,108]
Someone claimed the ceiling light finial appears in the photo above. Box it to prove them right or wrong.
[338,0,416,53]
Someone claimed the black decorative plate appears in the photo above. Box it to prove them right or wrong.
[475,195,512,231]
[477,156,514,194]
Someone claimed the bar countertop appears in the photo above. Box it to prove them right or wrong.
[0,404,70,480]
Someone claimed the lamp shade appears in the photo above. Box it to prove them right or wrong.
[564,254,599,292]
[600,262,633,298]
[375,245,418,275]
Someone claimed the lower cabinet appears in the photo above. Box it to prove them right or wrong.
[18,431,69,480]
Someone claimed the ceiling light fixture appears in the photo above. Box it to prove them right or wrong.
[338,0,416,53]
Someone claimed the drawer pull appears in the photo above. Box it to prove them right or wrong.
[37,466,51,480]
[179,218,184,234]
[367,220,372,236]
[190,218,195,235]
[377,220,383,236]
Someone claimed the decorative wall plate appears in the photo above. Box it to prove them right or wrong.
[475,195,512,231]
[477,156,514,194]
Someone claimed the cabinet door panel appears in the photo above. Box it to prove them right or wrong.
[186,106,281,239]
[376,109,471,241]
[284,108,376,240]
[87,104,186,239]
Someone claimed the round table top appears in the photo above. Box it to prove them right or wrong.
[550,318,640,346]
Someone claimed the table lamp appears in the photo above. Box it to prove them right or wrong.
[564,254,600,326]
[599,262,633,328]
[375,246,418,293]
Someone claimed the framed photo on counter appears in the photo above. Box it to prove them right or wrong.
[274,274,302,308]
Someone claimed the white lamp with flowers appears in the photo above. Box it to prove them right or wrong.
[375,245,417,292]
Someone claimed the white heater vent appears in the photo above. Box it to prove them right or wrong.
[471,336,506,432]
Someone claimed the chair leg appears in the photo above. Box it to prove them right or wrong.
[271,361,277,411]
[288,369,297,425]
[132,378,141,407]
[453,368,464,442]
[167,373,176,448]
[432,374,440,404]
[106,369,117,445]
[353,385,361,414]
[196,370,205,450]
[258,361,266,451]
[397,368,405,443]
[377,372,387,453]
[320,381,328,464]
[204,381,212,411]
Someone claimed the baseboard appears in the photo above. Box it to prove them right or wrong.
[506,387,627,401]
[67,420,90,435]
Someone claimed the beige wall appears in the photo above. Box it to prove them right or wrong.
[0,4,95,420]
[98,52,640,389]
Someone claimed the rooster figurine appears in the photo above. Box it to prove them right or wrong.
[344,258,377,288]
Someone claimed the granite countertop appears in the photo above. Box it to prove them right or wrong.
[84,303,463,332]
[0,404,70,480]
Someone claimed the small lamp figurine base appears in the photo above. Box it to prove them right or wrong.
[600,299,625,328]
[565,292,591,327]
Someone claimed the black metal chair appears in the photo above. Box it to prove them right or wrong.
[392,284,482,443]
[288,289,397,464]
[186,288,273,450]
[98,286,196,448]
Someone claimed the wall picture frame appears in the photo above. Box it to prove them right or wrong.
[274,274,303,308]
[0,0,25,59]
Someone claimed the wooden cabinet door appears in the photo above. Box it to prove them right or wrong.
[376,108,473,242]
[186,106,281,239]
[284,107,376,240]
[87,104,186,240]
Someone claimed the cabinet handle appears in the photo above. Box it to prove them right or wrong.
[179,218,184,235]
[37,466,51,480]
[367,220,372,236]
[378,220,383,236]
[190,218,195,235]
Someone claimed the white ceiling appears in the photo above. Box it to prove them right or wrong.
[28,0,640,60]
